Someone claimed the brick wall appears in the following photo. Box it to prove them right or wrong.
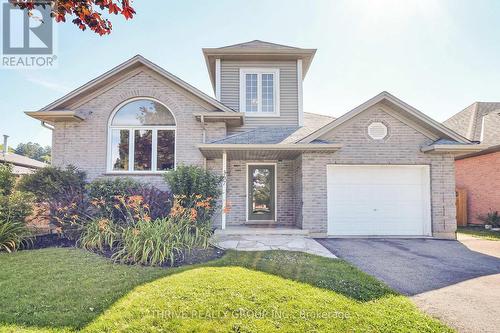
[52,69,225,190]
[456,151,500,224]
[225,159,296,225]
[301,103,457,239]
[292,155,303,228]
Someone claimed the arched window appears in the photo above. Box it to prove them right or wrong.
[107,98,176,173]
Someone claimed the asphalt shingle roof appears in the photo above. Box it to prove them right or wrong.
[444,102,500,145]
[209,112,336,145]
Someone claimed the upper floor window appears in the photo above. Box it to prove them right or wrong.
[107,98,176,173]
[239,68,280,116]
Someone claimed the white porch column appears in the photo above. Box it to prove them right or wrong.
[221,151,227,229]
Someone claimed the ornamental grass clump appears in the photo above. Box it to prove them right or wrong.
[111,194,215,266]
[0,218,32,252]
[77,218,119,252]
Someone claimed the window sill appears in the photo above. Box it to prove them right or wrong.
[244,113,281,118]
[104,172,169,176]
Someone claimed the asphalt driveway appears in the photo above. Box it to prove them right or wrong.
[315,238,500,295]
[316,238,500,333]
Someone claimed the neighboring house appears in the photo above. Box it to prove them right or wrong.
[1,135,48,175]
[444,103,500,225]
[26,40,480,239]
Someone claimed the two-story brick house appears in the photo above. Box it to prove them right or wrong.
[27,40,480,239]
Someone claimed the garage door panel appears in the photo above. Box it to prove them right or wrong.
[330,184,423,199]
[327,165,431,236]
[329,167,424,185]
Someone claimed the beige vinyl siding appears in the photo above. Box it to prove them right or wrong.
[221,60,299,131]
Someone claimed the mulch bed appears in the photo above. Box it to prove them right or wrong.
[21,234,225,268]
[97,246,225,268]
[27,233,76,249]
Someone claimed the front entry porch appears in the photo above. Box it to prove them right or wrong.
[215,224,309,236]
[200,142,341,232]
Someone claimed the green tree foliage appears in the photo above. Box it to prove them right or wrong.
[14,142,51,163]
[0,144,15,154]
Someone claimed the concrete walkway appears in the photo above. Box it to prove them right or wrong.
[213,235,336,258]
[457,233,500,258]
[412,273,500,333]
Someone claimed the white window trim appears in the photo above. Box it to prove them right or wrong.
[106,97,177,174]
[297,59,304,126]
[239,68,280,117]
[245,162,278,222]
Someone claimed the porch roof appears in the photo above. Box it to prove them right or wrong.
[198,143,342,160]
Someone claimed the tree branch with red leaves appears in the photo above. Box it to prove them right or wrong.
[9,0,136,35]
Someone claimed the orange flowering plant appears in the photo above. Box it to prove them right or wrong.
[86,178,171,225]
[169,194,215,224]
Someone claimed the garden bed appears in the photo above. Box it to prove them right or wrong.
[24,234,225,267]
[97,245,225,267]
[28,233,76,249]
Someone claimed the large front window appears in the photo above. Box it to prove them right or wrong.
[240,68,279,116]
[108,98,176,173]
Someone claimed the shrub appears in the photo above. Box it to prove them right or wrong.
[0,218,32,252]
[88,178,171,224]
[478,210,500,227]
[17,166,89,238]
[0,191,34,223]
[18,165,87,202]
[164,165,223,218]
[49,189,93,239]
[86,178,142,204]
[0,165,33,252]
[136,185,172,220]
[0,164,16,196]
[164,165,223,202]
[78,218,119,252]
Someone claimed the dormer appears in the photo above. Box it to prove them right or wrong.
[203,40,316,127]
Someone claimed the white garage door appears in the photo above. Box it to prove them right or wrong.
[327,165,431,236]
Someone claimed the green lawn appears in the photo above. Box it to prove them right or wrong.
[0,248,452,333]
[458,226,500,241]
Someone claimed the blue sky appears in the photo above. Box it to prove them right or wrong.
[1,0,500,147]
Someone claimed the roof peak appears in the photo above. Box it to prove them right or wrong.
[217,40,303,50]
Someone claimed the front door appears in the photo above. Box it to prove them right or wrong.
[247,164,276,221]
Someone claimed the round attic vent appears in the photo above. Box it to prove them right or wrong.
[368,122,388,140]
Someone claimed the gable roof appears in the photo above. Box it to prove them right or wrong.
[1,152,47,173]
[444,102,500,143]
[29,55,235,115]
[299,91,471,144]
[203,40,316,90]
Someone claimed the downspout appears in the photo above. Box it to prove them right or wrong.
[201,115,207,169]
